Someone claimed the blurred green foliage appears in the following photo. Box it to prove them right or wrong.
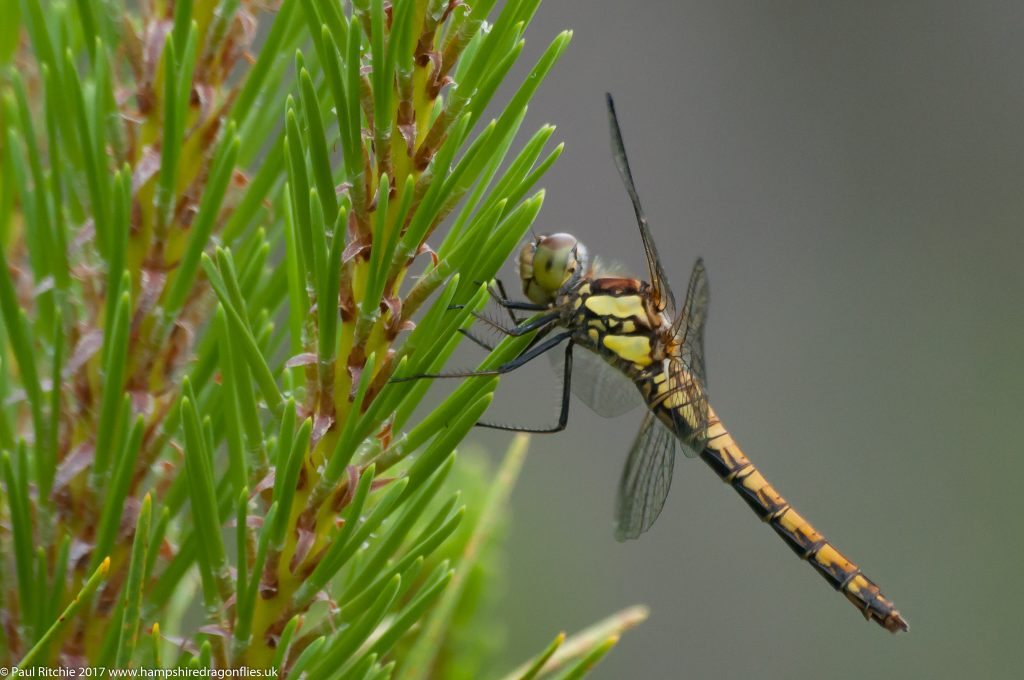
[0,0,645,677]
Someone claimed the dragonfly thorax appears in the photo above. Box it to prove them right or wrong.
[519,233,591,305]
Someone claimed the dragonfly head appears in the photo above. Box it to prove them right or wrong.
[519,233,590,305]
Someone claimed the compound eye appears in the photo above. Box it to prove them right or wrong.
[541,233,579,254]
[533,234,578,292]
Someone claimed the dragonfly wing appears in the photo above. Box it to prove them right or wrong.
[658,258,711,457]
[671,258,710,379]
[547,344,643,418]
[615,411,677,541]
[606,93,677,317]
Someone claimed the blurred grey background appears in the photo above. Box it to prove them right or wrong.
[457,2,1024,678]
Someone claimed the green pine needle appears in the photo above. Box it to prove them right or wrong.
[0,1,645,674]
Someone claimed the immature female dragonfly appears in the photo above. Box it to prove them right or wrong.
[400,95,907,633]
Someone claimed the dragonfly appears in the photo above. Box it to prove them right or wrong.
[398,94,908,633]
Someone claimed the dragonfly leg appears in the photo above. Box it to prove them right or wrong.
[492,279,523,324]
[485,283,550,313]
[391,331,573,382]
[448,278,545,317]
[457,304,559,352]
[458,327,496,352]
[469,309,560,338]
[476,340,574,433]
[467,277,547,314]
[457,309,559,351]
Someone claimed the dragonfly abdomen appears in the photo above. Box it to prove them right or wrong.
[700,409,909,633]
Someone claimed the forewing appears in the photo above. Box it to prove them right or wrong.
[615,411,677,541]
[671,257,710,394]
[547,345,642,418]
[606,93,677,317]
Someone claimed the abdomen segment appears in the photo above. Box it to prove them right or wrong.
[699,408,908,633]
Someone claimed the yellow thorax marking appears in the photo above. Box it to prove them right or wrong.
[602,334,653,366]
[584,294,646,320]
